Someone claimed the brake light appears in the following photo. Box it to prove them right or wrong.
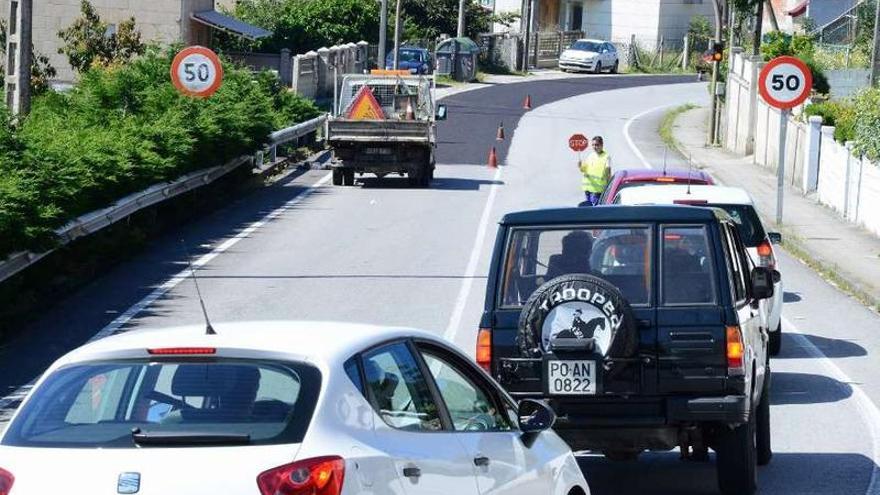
[726,326,745,376]
[147,347,216,355]
[0,467,13,495]
[258,456,345,495]
[476,328,492,372]
[673,199,709,205]
[655,177,676,182]
[756,240,776,269]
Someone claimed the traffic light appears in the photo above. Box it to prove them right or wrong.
[710,42,724,62]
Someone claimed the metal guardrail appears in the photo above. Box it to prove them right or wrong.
[0,114,329,285]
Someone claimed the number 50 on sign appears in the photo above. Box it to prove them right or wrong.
[171,46,224,98]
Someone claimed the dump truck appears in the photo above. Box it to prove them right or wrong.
[326,73,446,187]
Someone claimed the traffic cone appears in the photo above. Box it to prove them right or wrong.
[496,122,505,141]
[523,94,532,110]
[488,146,498,168]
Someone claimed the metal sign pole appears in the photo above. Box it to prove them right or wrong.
[776,108,788,225]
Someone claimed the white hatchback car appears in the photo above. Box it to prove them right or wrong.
[0,321,589,495]
[614,185,784,355]
[559,39,619,74]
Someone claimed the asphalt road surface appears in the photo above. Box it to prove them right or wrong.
[2,74,880,495]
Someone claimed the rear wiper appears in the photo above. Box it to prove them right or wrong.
[131,429,250,446]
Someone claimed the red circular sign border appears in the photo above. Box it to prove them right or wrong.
[758,56,812,110]
[569,133,589,152]
[170,46,224,98]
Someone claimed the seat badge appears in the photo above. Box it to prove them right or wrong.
[117,472,141,494]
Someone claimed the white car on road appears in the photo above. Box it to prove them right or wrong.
[614,185,785,355]
[0,321,589,495]
[559,39,619,74]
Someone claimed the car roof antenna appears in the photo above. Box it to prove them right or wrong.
[662,147,668,176]
[686,154,694,195]
[180,239,216,335]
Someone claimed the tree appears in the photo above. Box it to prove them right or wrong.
[0,19,57,95]
[57,0,145,73]
[401,0,492,41]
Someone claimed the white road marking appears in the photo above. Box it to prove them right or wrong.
[784,315,880,495]
[623,104,679,169]
[443,166,504,341]
[0,173,333,412]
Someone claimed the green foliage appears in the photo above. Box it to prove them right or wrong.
[688,16,712,41]
[1,19,58,95]
[852,88,880,163]
[0,47,318,258]
[760,31,829,94]
[57,0,146,73]
[804,100,856,142]
[400,0,492,41]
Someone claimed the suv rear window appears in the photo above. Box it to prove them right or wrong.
[2,360,320,448]
[501,226,651,307]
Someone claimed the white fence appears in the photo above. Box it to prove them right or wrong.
[725,49,880,238]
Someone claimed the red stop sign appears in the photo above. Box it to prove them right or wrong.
[569,134,589,152]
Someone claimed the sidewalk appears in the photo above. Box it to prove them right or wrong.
[673,106,880,311]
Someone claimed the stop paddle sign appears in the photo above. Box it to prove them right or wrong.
[569,134,589,152]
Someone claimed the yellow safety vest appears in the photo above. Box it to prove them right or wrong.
[580,151,611,193]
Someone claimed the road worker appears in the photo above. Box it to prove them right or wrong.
[578,136,612,206]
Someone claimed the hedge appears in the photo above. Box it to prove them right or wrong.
[852,87,880,163]
[0,46,319,259]
[804,100,856,143]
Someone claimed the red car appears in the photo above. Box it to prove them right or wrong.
[599,168,715,204]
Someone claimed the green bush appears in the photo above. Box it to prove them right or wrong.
[760,32,829,94]
[804,100,856,143]
[0,47,319,258]
[852,87,880,163]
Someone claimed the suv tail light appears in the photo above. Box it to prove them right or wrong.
[476,328,492,373]
[0,467,13,495]
[726,326,745,376]
[257,456,344,495]
[756,240,776,270]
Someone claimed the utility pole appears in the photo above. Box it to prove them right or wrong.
[871,0,880,85]
[393,0,402,70]
[708,0,723,145]
[753,0,764,56]
[765,0,779,31]
[5,0,33,116]
[457,0,466,38]
[378,0,388,69]
[521,0,533,70]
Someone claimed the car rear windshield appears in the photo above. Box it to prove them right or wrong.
[661,225,717,305]
[501,226,651,307]
[571,41,601,52]
[2,359,320,448]
[711,204,766,247]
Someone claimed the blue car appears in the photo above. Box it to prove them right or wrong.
[385,47,433,74]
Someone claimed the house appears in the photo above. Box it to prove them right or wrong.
[488,0,714,47]
[22,0,269,83]
[782,0,860,37]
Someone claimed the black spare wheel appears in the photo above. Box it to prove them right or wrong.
[517,274,639,373]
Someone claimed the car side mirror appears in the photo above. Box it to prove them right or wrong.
[751,266,775,300]
[435,104,448,121]
[768,232,782,244]
[518,398,555,433]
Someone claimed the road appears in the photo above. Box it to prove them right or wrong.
[2,74,880,495]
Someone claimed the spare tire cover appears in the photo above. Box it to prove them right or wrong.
[517,274,638,360]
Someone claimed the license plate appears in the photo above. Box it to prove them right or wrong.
[364,147,392,155]
[546,360,597,395]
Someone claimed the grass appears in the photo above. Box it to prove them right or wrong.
[659,103,698,153]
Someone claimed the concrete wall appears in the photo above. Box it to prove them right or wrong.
[825,69,871,99]
[492,0,524,32]
[291,42,368,101]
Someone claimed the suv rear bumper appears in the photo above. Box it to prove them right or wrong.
[547,394,750,427]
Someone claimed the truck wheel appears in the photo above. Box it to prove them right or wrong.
[756,369,772,466]
[715,414,758,495]
[342,170,355,186]
[517,274,639,372]
[769,323,781,356]
[332,169,343,186]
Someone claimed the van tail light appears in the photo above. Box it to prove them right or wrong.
[726,326,745,376]
[0,467,14,495]
[147,347,216,355]
[257,456,345,495]
[756,240,776,270]
[476,328,492,373]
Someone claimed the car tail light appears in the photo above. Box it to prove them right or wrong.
[0,467,13,495]
[147,347,216,355]
[756,240,776,270]
[726,326,745,376]
[673,199,709,205]
[257,456,345,495]
[476,328,492,373]
[655,177,676,182]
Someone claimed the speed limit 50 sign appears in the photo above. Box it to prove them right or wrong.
[171,46,224,98]
[758,56,812,109]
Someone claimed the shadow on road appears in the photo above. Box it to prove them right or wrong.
[359,177,503,191]
[770,371,852,405]
[776,333,868,359]
[578,452,875,495]
[783,291,802,303]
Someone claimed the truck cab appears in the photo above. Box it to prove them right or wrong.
[478,205,775,495]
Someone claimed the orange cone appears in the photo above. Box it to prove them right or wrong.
[496,122,505,141]
[488,146,498,168]
[523,94,532,110]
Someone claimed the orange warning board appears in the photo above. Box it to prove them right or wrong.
[345,86,385,120]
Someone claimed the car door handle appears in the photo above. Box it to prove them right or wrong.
[403,466,421,478]
[473,455,490,467]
